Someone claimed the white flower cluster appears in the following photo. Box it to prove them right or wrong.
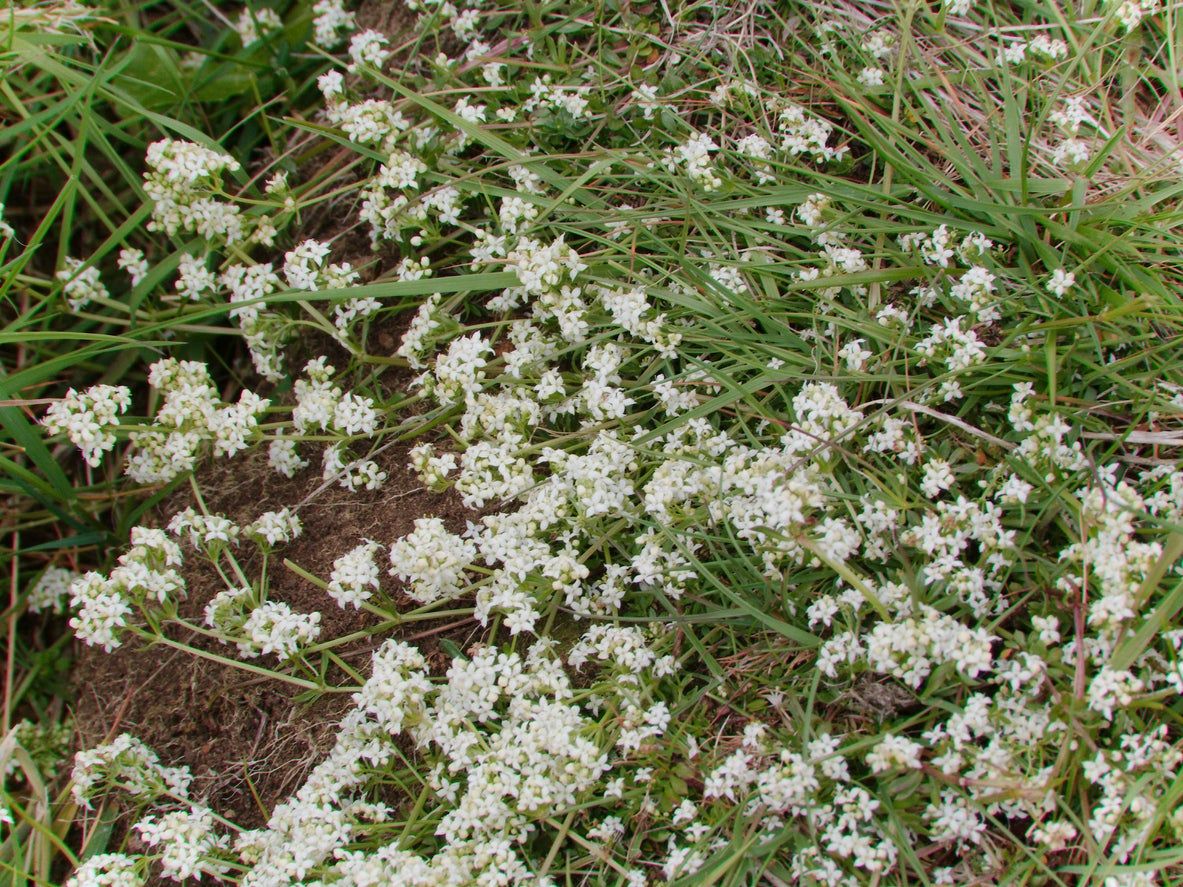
[408,440,457,490]
[282,239,358,292]
[239,600,322,660]
[64,853,144,887]
[388,517,475,604]
[168,507,240,549]
[117,246,148,285]
[234,6,281,45]
[27,565,75,614]
[135,806,229,881]
[322,442,387,491]
[1000,33,1068,65]
[899,223,967,268]
[174,252,214,301]
[41,383,131,467]
[68,498,318,663]
[69,738,237,883]
[1050,95,1095,170]
[358,149,429,245]
[68,527,184,651]
[220,260,288,380]
[1062,477,1162,639]
[704,734,898,877]
[866,734,923,772]
[504,234,586,298]
[310,0,355,47]
[524,75,591,120]
[59,2,1183,882]
[246,508,302,548]
[288,358,386,490]
[430,332,493,405]
[142,138,246,243]
[1080,726,1183,864]
[396,293,446,369]
[1105,0,1161,31]
[326,540,381,608]
[863,605,994,686]
[204,585,322,661]
[56,256,110,312]
[225,639,621,883]
[661,131,722,191]
[1009,384,1087,480]
[777,103,848,163]
[915,315,986,376]
[347,29,390,72]
[126,358,268,484]
[568,624,677,677]
[71,732,192,808]
[324,93,411,151]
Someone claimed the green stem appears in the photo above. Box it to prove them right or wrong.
[131,628,326,691]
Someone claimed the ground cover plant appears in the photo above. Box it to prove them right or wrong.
[4,0,1183,884]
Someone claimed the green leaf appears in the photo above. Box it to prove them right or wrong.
[0,406,73,504]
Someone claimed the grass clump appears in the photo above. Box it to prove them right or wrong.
[5,0,1183,885]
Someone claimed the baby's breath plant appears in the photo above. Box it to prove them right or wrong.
[7,0,1183,884]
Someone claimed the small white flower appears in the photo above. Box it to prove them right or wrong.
[311,0,355,48]
[117,247,149,285]
[348,29,390,72]
[866,734,924,772]
[0,202,14,240]
[838,338,873,372]
[858,66,885,87]
[1046,268,1076,297]
[328,541,382,608]
[246,508,302,547]
[234,6,281,45]
[920,459,956,498]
